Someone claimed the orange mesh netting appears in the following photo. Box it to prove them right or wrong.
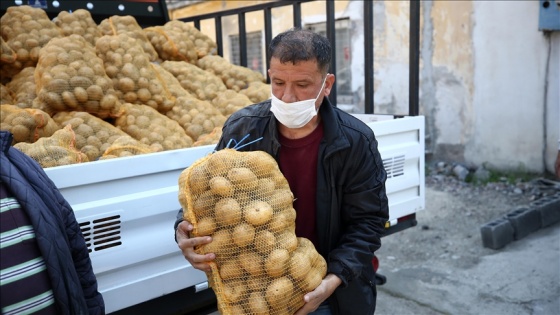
[192,126,222,147]
[1,104,60,144]
[0,84,14,105]
[114,102,193,152]
[160,20,217,58]
[161,60,226,102]
[32,34,122,119]
[55,9,102,46]
[240,81,271,104]
[98,15,159,62]
[14,124,88,168]
[151,63,226,141]
[52,111,148,161]
[212,90,253,117]
[178,148,327,315]
[6,66,36,108]
[96,34,175,113]
[196,55,265,92]
[0,5,63,81]
[99,135,155,160]
[143,24,198,63]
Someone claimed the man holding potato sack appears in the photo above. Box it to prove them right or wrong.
[175,28,389,315]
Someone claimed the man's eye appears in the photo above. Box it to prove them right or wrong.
[274,82,284,86]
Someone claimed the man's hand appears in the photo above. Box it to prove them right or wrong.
[294,273,342,315]
[176,220,215,272]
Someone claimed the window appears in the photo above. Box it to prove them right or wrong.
[230,31,264,74]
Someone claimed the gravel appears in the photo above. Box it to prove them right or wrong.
[374,161,560,315]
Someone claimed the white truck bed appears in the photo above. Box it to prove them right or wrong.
[44,115,425,313]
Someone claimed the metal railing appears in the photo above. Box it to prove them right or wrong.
[179,0,420,116]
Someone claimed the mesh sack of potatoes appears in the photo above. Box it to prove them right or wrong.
[1,104,60,144]
[6,67,36,108]
[98,15,159,62]
[14,124,88,168]
[196,55,265,92]
[151,62,226,141]
[0,5,63,80]
[52,111,141,161]
[160,20,217,58]
[240,81,272,104]
[114,102,193,151]
[96,34,175,113]
[167,95,227,141]
[178,148,327,315]
[1,37,17,64]
[212,90,253,117]
[144,25,198,63]
[32,34,122,119]
[55,9,102,46]
[1,84,14,105]
[99,134,156,160]
[161,60,226,102]
[192,126,222,147]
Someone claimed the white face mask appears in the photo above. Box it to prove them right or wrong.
[270,75,328,129]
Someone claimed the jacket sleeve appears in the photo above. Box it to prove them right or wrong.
[36,156,106,315]
[59,192,106,315]
[326,131,389,287]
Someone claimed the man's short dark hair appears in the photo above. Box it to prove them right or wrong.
[268,28,331,74]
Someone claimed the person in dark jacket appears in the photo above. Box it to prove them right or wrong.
[0,131,105,315]
[175,28,389,315]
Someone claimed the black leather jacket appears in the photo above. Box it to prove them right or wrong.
[176,98,389,314]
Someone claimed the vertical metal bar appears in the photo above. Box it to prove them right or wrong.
[409,0,420,116]
[194,19,200,31]
[215,16,223,57]
[239,13,247,67]
[293,2,302,28]
[364,0,374,114]
[326,0,337,105]
[264,7,273,82]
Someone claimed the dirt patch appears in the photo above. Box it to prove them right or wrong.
[377,166,558,271]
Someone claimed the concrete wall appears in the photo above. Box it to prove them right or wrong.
[169,0,560,175]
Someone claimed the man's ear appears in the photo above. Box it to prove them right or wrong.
[324,73,336,96]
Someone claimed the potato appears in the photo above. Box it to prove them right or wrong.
[202,229,230,259]
[247,292,270,315]
[300,268,324,292]
[265,248,290,278]
[254,229,276,254]
[244,201,273,226]
[222,279,247,302]
[232,222,255,248]
[209,176,234,197]
[239,251,263,276]
[214,198,242,226]
[289,251,312,281]
[227,167,258,190]
[219,259,244,281]
[195,217,216,236]
[266,277,294,309]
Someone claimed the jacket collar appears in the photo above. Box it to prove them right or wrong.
[317,98,351,157]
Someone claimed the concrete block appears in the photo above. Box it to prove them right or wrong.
[531,195,560,228]
[480,217,514,250]
[505,207,541,240]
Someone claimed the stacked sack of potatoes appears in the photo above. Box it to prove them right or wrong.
[0,5,271,168]
[178,148,326,315]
